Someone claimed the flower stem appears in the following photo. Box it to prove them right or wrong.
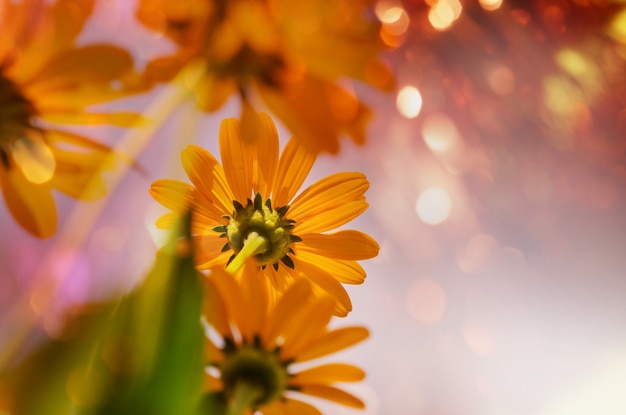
[225,232,268,274]
[226,381,263,415]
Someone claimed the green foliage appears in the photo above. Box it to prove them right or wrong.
[0,213,220,415]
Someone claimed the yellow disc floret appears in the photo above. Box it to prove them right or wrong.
[218,337,289,409]
[213,193,301,273]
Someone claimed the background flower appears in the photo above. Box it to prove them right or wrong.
[203,265,369,415]
[136,0,394,153]
[0,0,142,237]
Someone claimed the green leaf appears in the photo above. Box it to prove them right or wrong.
[0,212,211,415]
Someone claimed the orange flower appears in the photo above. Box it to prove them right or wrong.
[150,113,379,316]
[0,0,141,237]
[204,265,369,415]
[137,0,393,153]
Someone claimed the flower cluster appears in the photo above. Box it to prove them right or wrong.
[0,1,389,414]
[151,107,380,413]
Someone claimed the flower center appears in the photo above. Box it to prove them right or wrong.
[0,70,37,168]
[218,337,288,409]
[215,193,301,274]
[211,45,287,89]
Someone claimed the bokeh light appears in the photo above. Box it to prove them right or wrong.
[416,187,452,225]
[376,0,410,47]
[456,234,499,273]
[396,86,423,118]
[421,113,461,153]
[428,0,463,31]
[479,0,503,11]
[462,323,495,356]
[486,64,516,96]
[406,278,447,324]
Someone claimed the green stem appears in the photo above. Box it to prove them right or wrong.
[226,381,263,415]
[225,232,268,274]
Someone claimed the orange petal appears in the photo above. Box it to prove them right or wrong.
[294,253,365,285]
[193,189,233,227]
[299,385,364,409]
[231,1,278,54]
[218,118,254,202]
[204,373,222,392]
[239,99,265,144]
[29,45,132,84]
[298,200,368,235]
[46,132,118,199]
[204,336,223,363]
[236,106,279,198]
[263,278,313,344]
[49,149,108,200]
[295,327,369,362]
[0,164,57,238]
[263,265,296,310]
[195,250,231,270]
[290,363,365,385]
[208,17,244,61]
[292,258,352,317]
[11,132,56,185]
[8,0,95,84]
[271,137,316,207]
[181,145,234,215]
[202,271,233,337]
[298,230,379,260]
[258,75,372,154]
[280,296,334,360]
[208,267,250,337]
[239,261,268,339]
[45,129,111,153]
[289,172,369,233]
[150,179,194,212]
[39,112,142,127]
[193,234,228,266]
[250,112,279,197]
[261,399,323,415]
[155,211,181,229]
[26,45,136,107]
[195,72,237,112]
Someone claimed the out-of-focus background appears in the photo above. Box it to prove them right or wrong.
[2,1,626,414]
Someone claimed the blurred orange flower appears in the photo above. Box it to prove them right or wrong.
[150,113,379,316]
[0,0,141,237]
[204,266,369,414]
[137,0,393,153]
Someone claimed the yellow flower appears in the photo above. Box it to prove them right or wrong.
[150,113,378,316]
[204,265,369,415]
[137,0,393,153]
[0,0,140,237]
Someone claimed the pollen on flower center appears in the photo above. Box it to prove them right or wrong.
[218,338,289,408]
[214,192,301,272]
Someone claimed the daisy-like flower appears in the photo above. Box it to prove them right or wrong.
[0,0,140,237]
[136,0,393,153]
[150,113,378,316]
[204,265,369,415]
